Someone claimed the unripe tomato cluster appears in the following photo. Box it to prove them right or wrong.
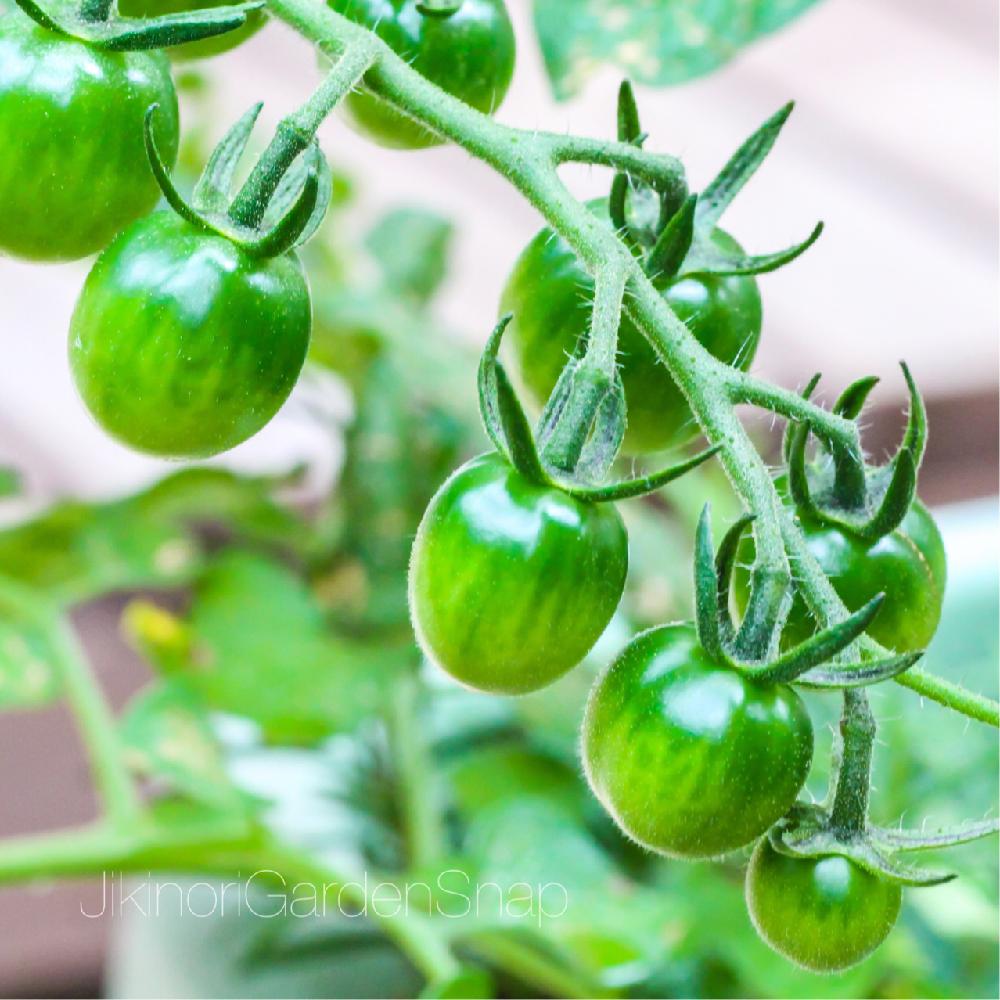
[408,208,948,973]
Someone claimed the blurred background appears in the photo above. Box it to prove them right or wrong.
[0,0,996,997]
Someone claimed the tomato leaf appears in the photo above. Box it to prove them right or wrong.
[532,0,822,99]
[0,616,60,710]
[134,552,407,744]
[364,209,452,305]
[120,680,250,813]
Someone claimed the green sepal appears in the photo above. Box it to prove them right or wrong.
[477,315,548,485]
[241,167,319,259]
[9,0,67,35]
[769,805,956,887]
[786,420,822,520]
[899,361,927,465]
[872,817,999,853]
[261,141,333,249]
[616,79,642,144]
[192,103,264,213]
[781,373,821,463]
[100,2,263,51]
[697,102,794,231]
[680,221,823,279]
[796,650,922,689]
[645,193,696,280]
[565,444,720,503]
[749,594,885,684]
[714,513,755,643]
[693,505,730,663]
[144,106,212,232]
[12,0,263,51]
[833,375,879,420]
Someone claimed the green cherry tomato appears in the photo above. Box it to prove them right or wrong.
[500,199,762,455]
[328,0,516,149]
[582,623,813,858]
[746,838,902,972]
[408,452,628,695]
[69,212,311,459]
[736,476,946,652]
[116,0,266,60]
[0,15,179,261]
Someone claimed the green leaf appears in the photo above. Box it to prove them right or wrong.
[364,208,453,305]
[136,552,406,744]
[532,0,822,99]
[120,680,247,813]
[0,617,59,710]
[0,467,305,607]
[0,467,20,498]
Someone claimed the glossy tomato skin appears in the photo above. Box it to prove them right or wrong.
[69,212,311,458]
[116,0,266,60]
[746,838,902,972]
[408,453,628,695]
[501,200,762,454]
[328,0,515,149]
[582,623,813,858]
[736,476,946,652]
[0,16,179,261]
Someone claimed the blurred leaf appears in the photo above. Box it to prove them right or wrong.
[0,467,20,498]
[419,966,494,999]
[136,552,407,744]
[120,680,249,813]
[0,615,59,710]
[0,467,306,607]
[532,0,821,99]
[364,208,452,306]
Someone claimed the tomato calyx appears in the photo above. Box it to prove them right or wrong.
[766,803,1000,888]
[477,315,719,501]
[9,0,262,51]
[693,506,922,686]
[143,102,332,259]
[610,87,823,287]
[786,363,927,542]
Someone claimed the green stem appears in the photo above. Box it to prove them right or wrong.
[829,689,875,833]
[386,672,446,872]
[264,0,999,726]
[0,822,459,986]
[228,42,375,229]
[463,932,608,999]
[48,619,143,828]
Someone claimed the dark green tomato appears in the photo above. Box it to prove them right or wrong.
[500,200,762,455]
[69,212,311,459]
[329,0,515,149]
[408,452,628,695]
[736,476,946,652]
[582,623,813,858]
[746,838,902,972]
[116,0,266,60]
[0,16,179,261]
